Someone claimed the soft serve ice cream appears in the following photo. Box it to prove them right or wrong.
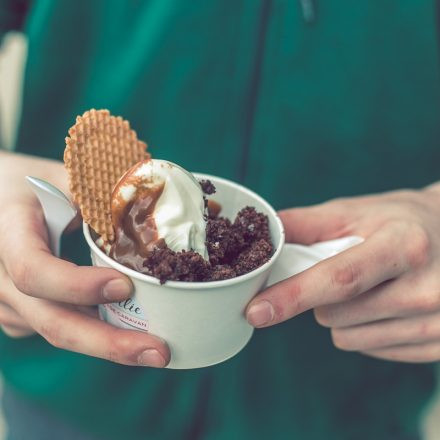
[109,159,209,272]
[99,157,274,284]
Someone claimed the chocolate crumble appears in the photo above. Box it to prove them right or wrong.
[143,248,209,284]
[199,179,216,195]
[142,206,273,283]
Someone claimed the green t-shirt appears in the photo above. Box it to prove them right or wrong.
[1,1,439,438]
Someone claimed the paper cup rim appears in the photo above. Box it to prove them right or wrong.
[83,172,285,290]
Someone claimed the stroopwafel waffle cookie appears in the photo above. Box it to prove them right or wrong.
[64,109,149,242]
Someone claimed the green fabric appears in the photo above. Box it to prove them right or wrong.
[1,0,439,438]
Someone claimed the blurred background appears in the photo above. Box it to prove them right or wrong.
[1,30,440,440]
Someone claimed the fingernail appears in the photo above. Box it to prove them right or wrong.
[137,349,166,368]
[102,279,132,301]
[247,300,274,327]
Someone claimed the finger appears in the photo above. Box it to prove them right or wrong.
[363,342,440,363]
[0,269,36,334]
[0,269,168,366]
[314,283,393,328]
[247,223,410,327]
[1,325,35,338]
[0,302,30,328]
[330,311,440,352]
[0,206,132,305]
[20,296,170,367]
[314,272,437,328]
[278,204,352,244]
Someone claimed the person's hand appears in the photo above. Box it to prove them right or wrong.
[0,152,169,367]
[246,186,440,363]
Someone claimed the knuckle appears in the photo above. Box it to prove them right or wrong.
[278,282,302,320]
[407,291,440,314]
[403,224,430,268]
[314,308,332,327]
[0,307,12,326]
[9,261,33,295]
[0,313,24,328]
[1,325,30,338]
[1,325,14,337]
[105,348,121,363]
[422,345,440,363]
[39,322,63,349]
[323,197,352,210]
[415,322,431,341]
[330,261,363,300]
[331,329,353,351]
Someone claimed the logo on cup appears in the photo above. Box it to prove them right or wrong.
[100,298,148,332]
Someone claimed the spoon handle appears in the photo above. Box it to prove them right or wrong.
[25,176,77,257]
[266,236,364,287]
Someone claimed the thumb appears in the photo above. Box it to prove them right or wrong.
[278,203,351,245]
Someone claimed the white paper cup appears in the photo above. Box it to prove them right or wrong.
[83,173,285,369]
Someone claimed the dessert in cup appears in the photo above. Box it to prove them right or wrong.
[64,109,284,368]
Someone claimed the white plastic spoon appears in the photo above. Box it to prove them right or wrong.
[25,176,77,257]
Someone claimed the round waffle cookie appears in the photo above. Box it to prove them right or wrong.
[64,109,150,243]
